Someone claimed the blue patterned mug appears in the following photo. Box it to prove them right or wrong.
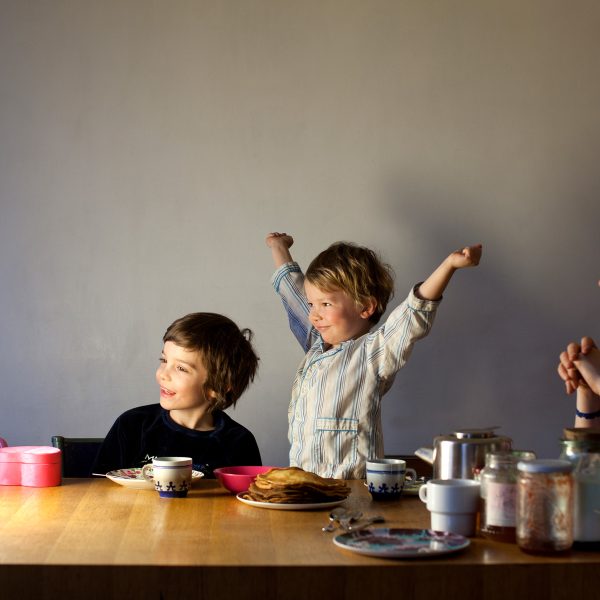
[366,458,417,501]
[142,456,192,498]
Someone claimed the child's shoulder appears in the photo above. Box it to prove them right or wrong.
[115,403,162,423]
[215,410,257,439]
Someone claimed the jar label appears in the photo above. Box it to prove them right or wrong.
[486,481,516,526]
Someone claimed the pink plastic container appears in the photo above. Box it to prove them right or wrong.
[0,446,62,487]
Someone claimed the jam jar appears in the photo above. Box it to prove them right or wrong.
[480,451,535,542]
[516,459,574,555]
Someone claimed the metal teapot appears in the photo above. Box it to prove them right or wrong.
[416,427,512,480]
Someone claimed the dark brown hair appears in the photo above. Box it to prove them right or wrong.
[163,312,259,411]
[306,242,394,324]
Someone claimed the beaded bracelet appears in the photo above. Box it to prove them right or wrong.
[576,407,600,419]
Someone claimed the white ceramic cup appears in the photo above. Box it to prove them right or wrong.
[142,456,193,498]
[366,458,417,500]
[419,478,481,536]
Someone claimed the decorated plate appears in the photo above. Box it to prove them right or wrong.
[105,468,204,490]
[333,528,470,558]
[236,492,348,511]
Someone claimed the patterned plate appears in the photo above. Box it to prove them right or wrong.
[333,528,470,558]
[105,468,204,490]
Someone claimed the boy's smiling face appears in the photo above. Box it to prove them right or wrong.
[304,281,374,347]
[156,341,216,413]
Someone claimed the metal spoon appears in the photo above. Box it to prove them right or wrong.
[339,511,363,531]
[346,515,385,532]
[321,507,348,532]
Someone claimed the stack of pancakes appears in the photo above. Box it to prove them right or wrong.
[242,467,350,504]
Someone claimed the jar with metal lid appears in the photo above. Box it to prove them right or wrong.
[516,459,574,554]
[480,451,535,542]
[559,428,600,463]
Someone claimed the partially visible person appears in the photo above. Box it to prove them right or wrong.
[558,336,600,427]
[557,279,600,427]
[94,312,261,477]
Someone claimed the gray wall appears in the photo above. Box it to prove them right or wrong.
[1,0,599,466]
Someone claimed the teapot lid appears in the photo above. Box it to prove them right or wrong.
[453,427,499,440]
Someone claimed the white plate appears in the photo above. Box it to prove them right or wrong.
[333,528,470,558]
[236,492,348,511]
[105,468,204,490]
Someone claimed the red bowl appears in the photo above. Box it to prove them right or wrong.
[213,465,275,494]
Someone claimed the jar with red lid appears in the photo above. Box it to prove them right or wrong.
[516,459,573,554]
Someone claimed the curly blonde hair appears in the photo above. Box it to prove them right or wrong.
[306,242,394,324]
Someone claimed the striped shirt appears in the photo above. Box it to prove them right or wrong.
[272,261,440,479]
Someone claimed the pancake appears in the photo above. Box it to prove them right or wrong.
[242,467,350,504]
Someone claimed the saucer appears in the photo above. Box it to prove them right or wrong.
[105,468,204,490]
[333,528,470,558]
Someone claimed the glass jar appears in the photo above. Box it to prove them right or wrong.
[559,428,600,464]
[516,459,573,555]
[573,453,600,546]
[480,451,535,542]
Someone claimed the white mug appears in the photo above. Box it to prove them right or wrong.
[142,456,192,498]
[419,478,481,536]
[366,458,417,500]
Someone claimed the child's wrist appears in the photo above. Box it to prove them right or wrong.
[575,407,600,420]
[443,256,459,274]
[576,390,600,419]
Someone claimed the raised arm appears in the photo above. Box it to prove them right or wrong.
[266,232,295,268]
[417,244,483,301]
[266,232,316,351]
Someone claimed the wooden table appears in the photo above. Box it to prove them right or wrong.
[0,479,598,599]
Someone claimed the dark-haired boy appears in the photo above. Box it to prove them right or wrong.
[94,312,261,477]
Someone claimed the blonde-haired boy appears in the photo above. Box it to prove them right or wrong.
[266,232,481,479]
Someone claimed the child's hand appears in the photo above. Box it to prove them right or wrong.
[558,337,598,394]
[559,337,600,396]
[266,232,295,268]
[417,243,483,300]
[266,232,294,249]
[558,344,584,394]
[447,244,482,270]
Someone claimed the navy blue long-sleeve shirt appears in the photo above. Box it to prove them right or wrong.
[93,403,261,478]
